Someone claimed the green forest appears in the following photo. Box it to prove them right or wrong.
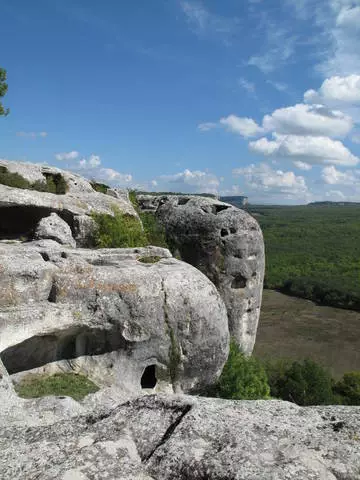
[245,204,360,311]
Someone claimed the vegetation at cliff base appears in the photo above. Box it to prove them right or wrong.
[247,204,360,311]
[15,373,99,401]
[206,339,271,400]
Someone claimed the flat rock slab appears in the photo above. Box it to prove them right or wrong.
[0,394,359,479]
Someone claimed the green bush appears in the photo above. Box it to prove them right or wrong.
[206,339,270,400]
[0,166,68,194]
[265,358,335,405]
[15,373,99,401]
[334,372,360,405]
[92,208,147,248]
[140,212,168,248]
[90,181,109,194]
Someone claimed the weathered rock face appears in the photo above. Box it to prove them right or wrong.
[34,212,76,247]
[146,195,265,355]
[0,160,138,246]
[1,393,359,479]
[0,240,229,394]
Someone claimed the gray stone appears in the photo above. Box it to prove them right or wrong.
[147,195,265,354]
[0,240,229,394]
[0,394,359,479]
[34,212,76,247]
[0,160,138,247]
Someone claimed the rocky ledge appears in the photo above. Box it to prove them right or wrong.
[1,374,359,480]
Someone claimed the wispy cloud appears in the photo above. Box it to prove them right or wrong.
[180,1,240,42]
[16,131,48,138]
[238,77,256,96]
[55,151,79,161]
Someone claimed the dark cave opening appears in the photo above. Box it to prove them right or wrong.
[141,364,157,389]
[0,206,74,240]
[231,274,247,289]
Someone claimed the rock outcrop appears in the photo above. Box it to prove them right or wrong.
[0,160,138,246]
[34,212,76,247]
[138,195,265,355]
[1,393,359,479]
[0,240,229,394]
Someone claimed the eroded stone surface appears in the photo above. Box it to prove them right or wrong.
[0,393,359,480]
[0,240,229,394]
[140,195,265,354]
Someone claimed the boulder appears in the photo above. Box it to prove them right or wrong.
[1,394,359,479]
[0,240,229,394]
[148,195,265,354]
[0,160,138,247]
[34,212,76,247]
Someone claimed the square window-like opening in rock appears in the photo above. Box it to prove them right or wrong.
[141,364,157,389]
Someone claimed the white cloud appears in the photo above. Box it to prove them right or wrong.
[318,2,360,77]
[97,168,132,184]
[17,131,48,138]
[55,151,79,161]
[233,162,308,196]
[321,165,359,185]
[88,154,101,168]
[262,103,353,138]
[293,161,312,171]
[159,168,220,193]
[325,189,346,200]
[304,75,360,105]
[198,122,217,132]
[249,133,359,166]
[220,115,264,137]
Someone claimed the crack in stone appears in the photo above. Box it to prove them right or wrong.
[144,404,192,462]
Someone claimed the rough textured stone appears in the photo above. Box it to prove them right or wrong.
[0,240,229,394]
[34,212,76,247]
[0,393,359,480]
[142,195,265,355]
[0,160,138,246]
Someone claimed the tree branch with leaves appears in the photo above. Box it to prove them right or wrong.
[0,68,9,116]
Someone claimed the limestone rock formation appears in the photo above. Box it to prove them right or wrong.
[34,212,76,247]
[0,240,229,394]
[0,160,138,247]
[1,393,359,479]
[139,195,265,355]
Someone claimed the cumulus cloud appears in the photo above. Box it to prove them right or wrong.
[78,154,101,168]
[55,151,80,161]
[262,103,353,138]
[16,131,48,138]
[321,165,360,185]
[249,133,359,166]
[293,161,312,171]
[304,75,360,105]
[233,162,308,196]
[159,168,220,193]
[220,115,264,137]
[96,168,132,184]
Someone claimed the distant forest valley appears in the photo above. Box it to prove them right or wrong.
[222,200,360,377]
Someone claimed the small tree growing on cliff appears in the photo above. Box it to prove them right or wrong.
[0,68,9,116]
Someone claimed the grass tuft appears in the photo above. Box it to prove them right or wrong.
[15,373,99,401]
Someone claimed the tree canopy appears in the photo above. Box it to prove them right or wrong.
[0,68,9,116]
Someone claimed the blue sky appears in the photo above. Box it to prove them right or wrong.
[1,0,360,204]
